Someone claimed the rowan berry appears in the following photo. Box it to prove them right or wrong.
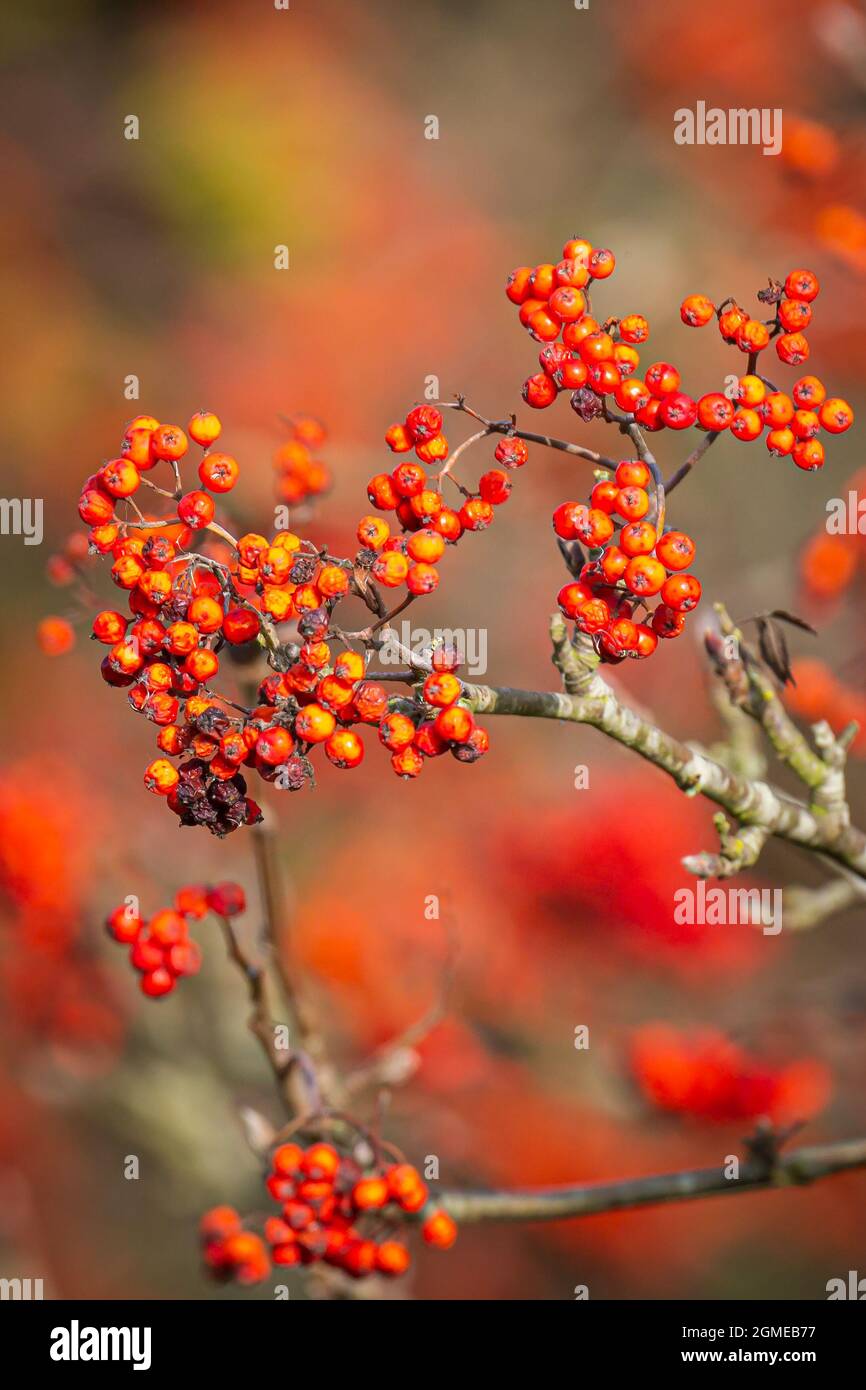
[407,529,446,565]
[391,745,424,778]
[112,554,145,589]
[660,574,701,611]
[792,439,825,471]
[634,624,659,658]
[141,967,175,998]
[624,556,666,597]
[784,269,819,302]
[555,258,590,289]
[79,488,115,526]
[736,320,770,353]
[144,758,180,794]
[169,941,202,976]
[151,424,188,461]
[92,610,128,644]
[222,607,261,645]
[414,433,449,465]
[106,903,141,944]
[199,452,239,492]
[600,546,629,581]
[434,704,475,744]
[792,376,826,409]
[184,648,219,683]
[522,372,558,408]
[479,469,512,506]
[730,408,763,442]
[415,720,448,757]
[659,392,698,430]
[122,427,157,468]
[615,486,650,521]
[187,411,222,447]
[376,1242,411,1276]
[175,884,209,918]
[372,550,409,586]
[256,726,294,765]
[385,423,413,453]
[325,729,364,769]
[590,480,619,514]
[178,490,215,529]
[562,316,599,348]
[766,427,795,456]
[419,1207,460,1251]
[736,375,766,407]
[761,392,795,427]
[696,393,734,430]
[576,507,615,546]
[680,294,715,327]
[494,437,528,469]
[100,457,141,498]
[353,683,389,723]
[645,362,681,398]
[620,520,657,556]
[528,263,557,299]
[518,297,545,328]
[379,712,416,751]
[792,409,820,440]
[549,285,587,322]
[778,298,812,332]
[423,671,462,708]
[352,1176,389,1210]
[207,883,246,916]
[587,361,622,394]
[651,605,685,638]
[433,507,463,542]
[460,498,494,531]
[505,266,533,303]
[407,563,439,595]
[387,1164,429,1209]
[526,307,560,342]
[294,704,336,743]
[776,332,809,366]
[367,474,400,510]
[575,596,611,632]
[818,397,854,433]
[655,531,696,571]
[619,313,649,344]
[611,377,648,413]
[588,247,615,278]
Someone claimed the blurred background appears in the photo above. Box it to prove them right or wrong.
[2,0,866,1300]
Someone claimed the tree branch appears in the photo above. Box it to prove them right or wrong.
[434,1135,866,1224]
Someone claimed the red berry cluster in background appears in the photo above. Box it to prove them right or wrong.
[273,414,332,507]
[554,459,699,661]
[105,881,245,998]
[507,239,853,471]
[201,1141,456,1284]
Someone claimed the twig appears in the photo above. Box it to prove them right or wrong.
[433,1135,866,1224]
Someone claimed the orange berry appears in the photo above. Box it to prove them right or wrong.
[188,411,222,447]
[422,1210,458,1249]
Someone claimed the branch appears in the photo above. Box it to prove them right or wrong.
[461,614,866,882]
[434,1134,866,1224]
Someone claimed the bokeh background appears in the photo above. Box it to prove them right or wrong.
[2,0,866,1300]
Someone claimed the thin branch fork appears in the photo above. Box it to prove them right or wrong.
[434,1135,866,1224]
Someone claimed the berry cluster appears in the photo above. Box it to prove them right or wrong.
[72,405,497,830]
[554,460,699,659]
[679,271,853,469]
[507,239,853,470]
[273,414,332,507]
[105,881,245,999]
[201,1141,456,1285]
[370,402,518,585]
